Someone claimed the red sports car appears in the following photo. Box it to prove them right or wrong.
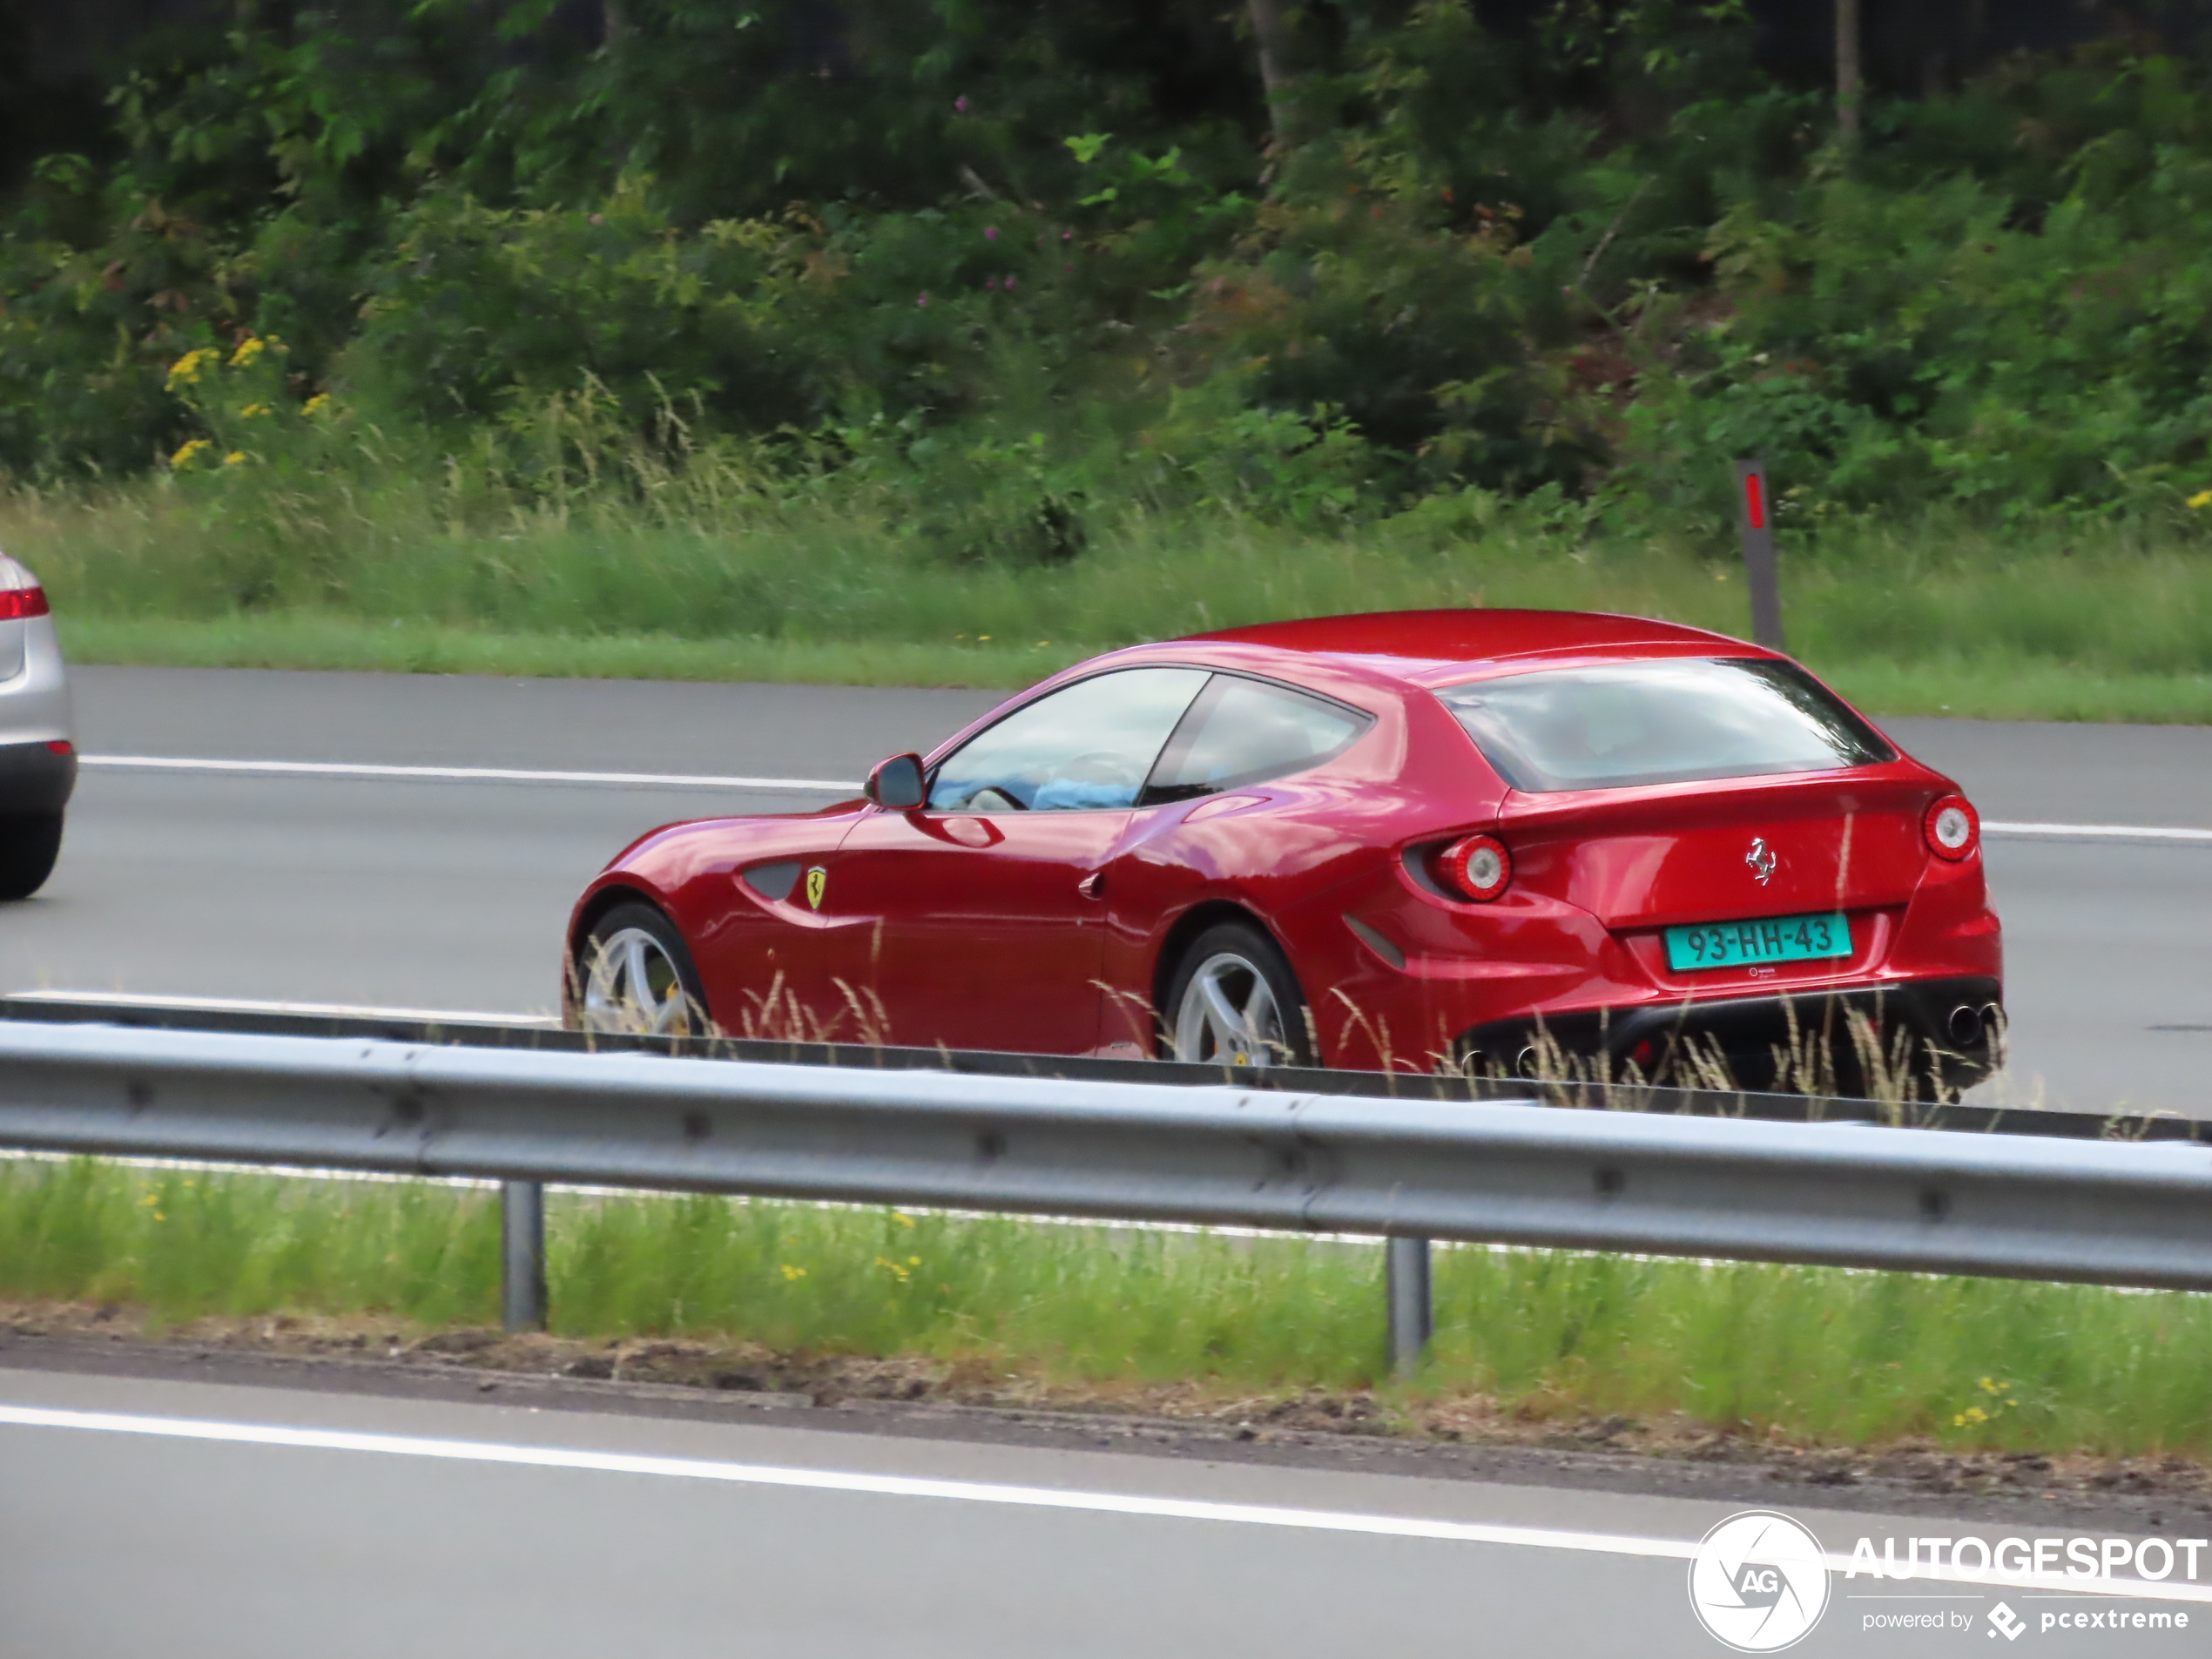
[565,610,2002,1094]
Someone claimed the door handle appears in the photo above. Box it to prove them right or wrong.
[1076,872,1105,900]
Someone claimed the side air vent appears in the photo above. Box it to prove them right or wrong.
[740,861,802,902]
[1342,914,1406,971]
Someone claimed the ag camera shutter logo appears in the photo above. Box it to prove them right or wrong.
[1688,1510,1831,1651]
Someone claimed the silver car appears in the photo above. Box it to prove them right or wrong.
[0,552,72,898]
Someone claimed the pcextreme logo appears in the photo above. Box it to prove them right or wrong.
[1688,1510,1831,1652]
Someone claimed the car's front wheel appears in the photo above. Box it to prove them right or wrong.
[0,813,63,900]
[574,901,711,1036]
[1164,920,1312,1068]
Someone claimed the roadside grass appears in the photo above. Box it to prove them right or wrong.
[47,613,2212,722]
[10,473,2212,720]
[55,615,1076,691]
[9,1156,2211,1459]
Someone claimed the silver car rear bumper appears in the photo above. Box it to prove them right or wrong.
[0,615,73,815]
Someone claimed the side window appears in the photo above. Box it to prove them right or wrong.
[1141,675,1371,805]
[927,667,1210,813]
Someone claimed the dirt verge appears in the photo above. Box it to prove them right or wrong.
[4,1296,2206,1531]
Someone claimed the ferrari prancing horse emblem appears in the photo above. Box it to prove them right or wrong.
[805,866,828,909]
[1744,837,1777,886]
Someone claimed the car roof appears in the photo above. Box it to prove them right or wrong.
[1178,608,1764,689]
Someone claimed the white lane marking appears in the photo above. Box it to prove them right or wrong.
[1986,820,2212,843]
[70,759,2212,839]
[78,755,853,793]
[7,1405,2211,1602]
[0,1402,1693,1555]
[3,991,558,1027]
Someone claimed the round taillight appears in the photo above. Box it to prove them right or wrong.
[1925,794,1979,860]
[1436,833,1512,901]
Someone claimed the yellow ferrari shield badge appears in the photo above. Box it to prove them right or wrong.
[805,866,827,910]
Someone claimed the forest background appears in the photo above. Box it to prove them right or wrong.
[6,0,2212,716]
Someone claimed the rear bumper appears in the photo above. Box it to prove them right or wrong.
[1456,975,2005,1095]
[0,739,76,816]
[0,613,71,757]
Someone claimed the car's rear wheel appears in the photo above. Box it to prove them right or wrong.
[576,901,711,1036]
[1165,921,1312,1068]
[0,813,63,900]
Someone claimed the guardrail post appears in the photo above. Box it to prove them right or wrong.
[1386,1234,1432,1379]
[502,1179,548,1332]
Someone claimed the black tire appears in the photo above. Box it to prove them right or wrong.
[1161,919,1313,1068]
[572,900,712,1035]
[0,813,63,900]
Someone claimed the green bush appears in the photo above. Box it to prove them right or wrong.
[1616,153,2212,522]
[11,3,2212,534]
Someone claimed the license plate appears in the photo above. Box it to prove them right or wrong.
[1665,911,1852,972]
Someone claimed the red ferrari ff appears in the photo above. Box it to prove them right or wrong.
[565,610,2002,1093]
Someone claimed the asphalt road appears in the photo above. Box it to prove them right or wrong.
[3,668,1000,1018]
[1,665,2205,1113]
[2,1362,2202,1657]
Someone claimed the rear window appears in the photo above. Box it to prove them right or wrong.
[1140,674,1369,805]
[1433,658,1895,793]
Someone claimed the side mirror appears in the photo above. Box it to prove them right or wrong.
[865,752,927,810]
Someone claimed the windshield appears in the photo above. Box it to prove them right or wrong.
[1433,658,1895,793]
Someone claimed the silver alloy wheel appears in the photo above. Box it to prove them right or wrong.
[1172,950,1289,1067]
[581,925,699,1035]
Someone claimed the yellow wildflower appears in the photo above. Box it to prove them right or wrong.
[222,450,247,468]
[240,401,272,419]
[2188,489,2212,509]
[779,1263,807,1281]
[230,336,266,368]
[301,393,332,417]
[165,348,218,391]
[170,437,212,469]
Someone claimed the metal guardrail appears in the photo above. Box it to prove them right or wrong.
[2,1019,2211,1375]
[5,994,2200,1142]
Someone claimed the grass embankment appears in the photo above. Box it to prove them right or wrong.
[9,479,2212,720]
[11,1157,2211,1460]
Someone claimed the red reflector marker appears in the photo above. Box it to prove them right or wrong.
[0,586,50,620]
[44,740,72,756]
[1435,833,1513,902]
[1743,471,1767,531]
[1924,794,1979,860]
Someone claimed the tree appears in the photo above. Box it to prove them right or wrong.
[1247,0,1296,151]
[1835,0,1861,142]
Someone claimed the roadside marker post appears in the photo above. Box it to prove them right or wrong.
[1735,459,1785,650]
